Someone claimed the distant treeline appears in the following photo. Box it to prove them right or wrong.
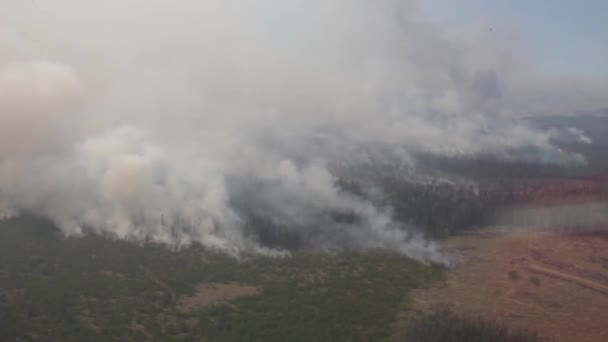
[335,154,607,241]
[200,154,607,249]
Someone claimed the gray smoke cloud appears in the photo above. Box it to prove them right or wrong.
[0,0,606,263]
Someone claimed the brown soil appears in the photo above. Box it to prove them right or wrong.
[177,283,262,313]
[399,228,608,342]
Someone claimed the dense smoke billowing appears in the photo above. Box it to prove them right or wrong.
[0,0,606,262]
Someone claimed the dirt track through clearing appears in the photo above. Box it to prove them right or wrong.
[398,228,608,342]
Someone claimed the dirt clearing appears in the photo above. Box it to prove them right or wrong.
[399,228,608,341]
[177,283,262,313]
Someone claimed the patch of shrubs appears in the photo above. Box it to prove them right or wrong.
[404,310,541,342]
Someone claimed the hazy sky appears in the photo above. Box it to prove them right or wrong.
[420,0,608,77]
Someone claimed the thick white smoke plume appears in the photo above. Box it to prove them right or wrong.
[0,1,606,262]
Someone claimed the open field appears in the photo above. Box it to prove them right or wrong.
[399,227,608,342]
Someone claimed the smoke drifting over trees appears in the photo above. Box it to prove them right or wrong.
[0,0,606,262]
